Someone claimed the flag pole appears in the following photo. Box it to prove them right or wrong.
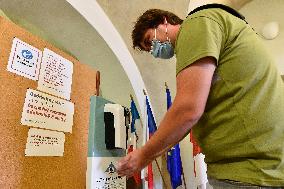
[143,89,169,188]
[142,89,148,189]
[154,159,168,189]
[182,166,187,189]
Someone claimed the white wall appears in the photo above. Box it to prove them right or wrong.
[240,0,284,74]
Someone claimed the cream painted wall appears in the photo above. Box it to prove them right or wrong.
[240,0,284,74]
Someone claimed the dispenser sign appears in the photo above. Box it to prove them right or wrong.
[87,157,126,189]
[7,37,42,80]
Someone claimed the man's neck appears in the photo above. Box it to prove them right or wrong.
[170,24,181,47]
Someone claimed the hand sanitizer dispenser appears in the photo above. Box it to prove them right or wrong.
[87,97,127,189]
[104,103,126,149]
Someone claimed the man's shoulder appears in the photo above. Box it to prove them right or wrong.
[185,7,239,25]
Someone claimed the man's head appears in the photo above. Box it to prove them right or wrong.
[132,9,183,52]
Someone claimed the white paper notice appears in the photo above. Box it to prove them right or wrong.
[87,157,126,189]
[7,37,42,80]
[38,48,73,100]
[21,89,74,133]
[25,128,65,156]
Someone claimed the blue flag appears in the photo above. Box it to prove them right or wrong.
[166,88,172,110]
[146,96,157,134]
[166,88,182,189]
[130,99,140,133]
[145,96,157,188]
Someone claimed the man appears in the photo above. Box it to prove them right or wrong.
[117,5,284,188]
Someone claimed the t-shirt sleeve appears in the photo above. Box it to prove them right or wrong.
[175,16,224,75]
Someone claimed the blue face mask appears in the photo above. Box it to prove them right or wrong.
[150,27,174,59]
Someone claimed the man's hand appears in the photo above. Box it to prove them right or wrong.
[117,149,150,177]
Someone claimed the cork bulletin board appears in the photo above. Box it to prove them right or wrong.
[0,16,98,189]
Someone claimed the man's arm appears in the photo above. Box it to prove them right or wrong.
[117,56,216,176]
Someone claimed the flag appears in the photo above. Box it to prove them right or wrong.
[166,88,182,189]
[167,145,182,189]
[131,99,140,133]
[146,96,157,135]
[145,96,157,189]
[166,88,172,109]
[190,130,202,157]
[190,130,208,187]
[128,99,141,184]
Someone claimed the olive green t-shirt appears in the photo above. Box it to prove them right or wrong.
[175,8,284,186]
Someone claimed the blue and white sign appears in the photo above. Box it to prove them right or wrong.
[7,38,42,80]
[22,50,34,60]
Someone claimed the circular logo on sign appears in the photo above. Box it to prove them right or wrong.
[21,50,33,59]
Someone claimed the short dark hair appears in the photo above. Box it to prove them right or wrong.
[132,9,183,51]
